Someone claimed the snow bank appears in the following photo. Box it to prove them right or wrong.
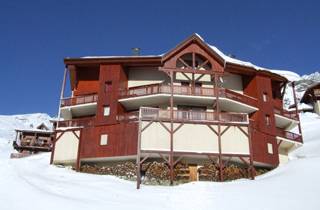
[0,112,320,210]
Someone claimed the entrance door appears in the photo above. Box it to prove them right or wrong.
[189,165,198,181]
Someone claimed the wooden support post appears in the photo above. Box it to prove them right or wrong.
[214,73,223,182]
[57,66,68,128]
[248,124,255,180]
[76,129,82,172]
[169,70,174,185]
[136,109,143,189]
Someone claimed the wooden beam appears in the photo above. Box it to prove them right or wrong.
[158,153,169,164]
[159,67,222,75]
[220,126,231,136]
[140,155,150,165]
[178,57,191,69]
[238,156,249,166]
[173,123,184,134]
[277,140,283,148]
[141,121,154,132]
[237,126,249,137]
[159,121,171,133]
[195,73,205,82]
[72,130,80,140]
[173,156,184,166]
[207,125,218,136]
[181,72,191,81]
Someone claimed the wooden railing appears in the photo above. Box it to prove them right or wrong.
[276,128,302,143]
[58,117,95,128]
[220,89,258,107]
[274,107,298,120]
[135,107,249,124]
[61,94,98,107]
[119,84,257,107]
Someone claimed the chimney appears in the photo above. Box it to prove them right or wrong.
[131,47,140,56]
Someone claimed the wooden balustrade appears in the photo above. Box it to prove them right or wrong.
[136,107,248,124]
[274,107,298,120]
[58,117,95,128]
[119,84,257,107]
[276,128,302,143]
[61,94,98,107]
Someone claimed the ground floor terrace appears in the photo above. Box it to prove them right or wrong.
[51,107,302,188]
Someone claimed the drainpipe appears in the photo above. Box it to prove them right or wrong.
[292,82,303,139]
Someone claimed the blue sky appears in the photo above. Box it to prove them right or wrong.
[0,0,319,116]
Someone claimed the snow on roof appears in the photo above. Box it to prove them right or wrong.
[15,128,53,134]
[268,70,301,82]
[289,103,314,111]
[76,33,300,82]
[208,43,300,81]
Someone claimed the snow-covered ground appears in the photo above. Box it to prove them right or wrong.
[0,113,320,210]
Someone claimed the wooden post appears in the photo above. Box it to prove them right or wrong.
[57,66,68,127]
[136,109,142,189]
[76,129,82,172]
[248,124,255,179]
[215,73,223,181]
[169,70,174,185]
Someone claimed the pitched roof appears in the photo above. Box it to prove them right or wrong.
[64,33,290,81]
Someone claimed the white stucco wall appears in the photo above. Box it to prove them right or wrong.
[53,130,80,164]
[222,73,243,94]
[141,122,170,151]
[128,68,169,88]
[279,153,289,164]
[220,126,249,154]
[314,101,320,115]
[140,122,249,155]
[174,124,219,153]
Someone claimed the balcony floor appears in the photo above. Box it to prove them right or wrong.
[60,102,97,119]
[119,94,258,113]
[275,114,299,128]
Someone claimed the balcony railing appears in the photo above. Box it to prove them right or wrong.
[118,107,248,124]
[274,107,298,121]
[60,94,98,107]
[119,84,257,107]
[58,117,95,128]
[276,128,302,143]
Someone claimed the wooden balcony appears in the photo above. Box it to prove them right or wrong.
[274,107,298,121]
[118,107,249,125]
[276,128,302,143]
[119,84,257,107]
[58,117,95,128]
[61,94,98,107]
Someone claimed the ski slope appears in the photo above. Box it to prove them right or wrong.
[0,113,320,210]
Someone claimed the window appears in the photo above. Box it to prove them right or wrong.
[263,92,268,102]
[104,106,110,116]
[100,134,108,145]
[267,143,273,154]
[265,115,271,126]
[105,81,112,93]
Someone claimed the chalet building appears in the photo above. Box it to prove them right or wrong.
[51,34,303,186]
[299,82,320,114]
[13,123,54,153]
